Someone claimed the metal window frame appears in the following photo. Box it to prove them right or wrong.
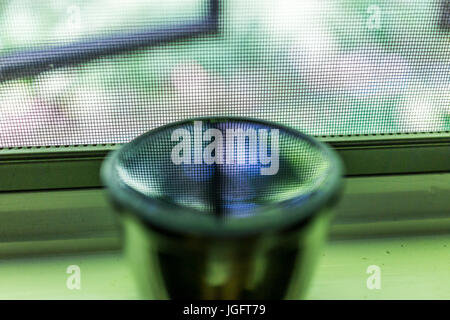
[0,132,448,192]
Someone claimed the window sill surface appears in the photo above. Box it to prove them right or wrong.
[0,173,448,299]
[0,234,448,300]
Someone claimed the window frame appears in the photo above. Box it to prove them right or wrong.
[0,172,448,258]
[0,132,448,192]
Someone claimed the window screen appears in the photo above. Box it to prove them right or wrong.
[0,0,449,148]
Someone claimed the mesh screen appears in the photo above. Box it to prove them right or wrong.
[1,0,449,148]
[115,119,331,217]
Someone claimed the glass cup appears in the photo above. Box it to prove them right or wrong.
[101,117,343,299]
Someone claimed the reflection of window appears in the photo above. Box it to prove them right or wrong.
[0,0,449,149]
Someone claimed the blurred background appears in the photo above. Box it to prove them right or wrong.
[0,0,449,147]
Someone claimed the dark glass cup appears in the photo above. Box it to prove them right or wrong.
[101,117,343,299]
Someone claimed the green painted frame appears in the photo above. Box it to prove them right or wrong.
[0,173,448,258]
[0,132,448,192]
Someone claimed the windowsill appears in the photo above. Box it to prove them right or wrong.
[0,234,448,299]
[0,173,448,299]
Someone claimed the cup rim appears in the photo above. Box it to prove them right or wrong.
[101,116,344,237]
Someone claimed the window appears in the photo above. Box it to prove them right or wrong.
[0,0,449,191]
[1,0,449,147]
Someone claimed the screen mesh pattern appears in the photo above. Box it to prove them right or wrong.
[114,119,332,217]
[1,0,449,148]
